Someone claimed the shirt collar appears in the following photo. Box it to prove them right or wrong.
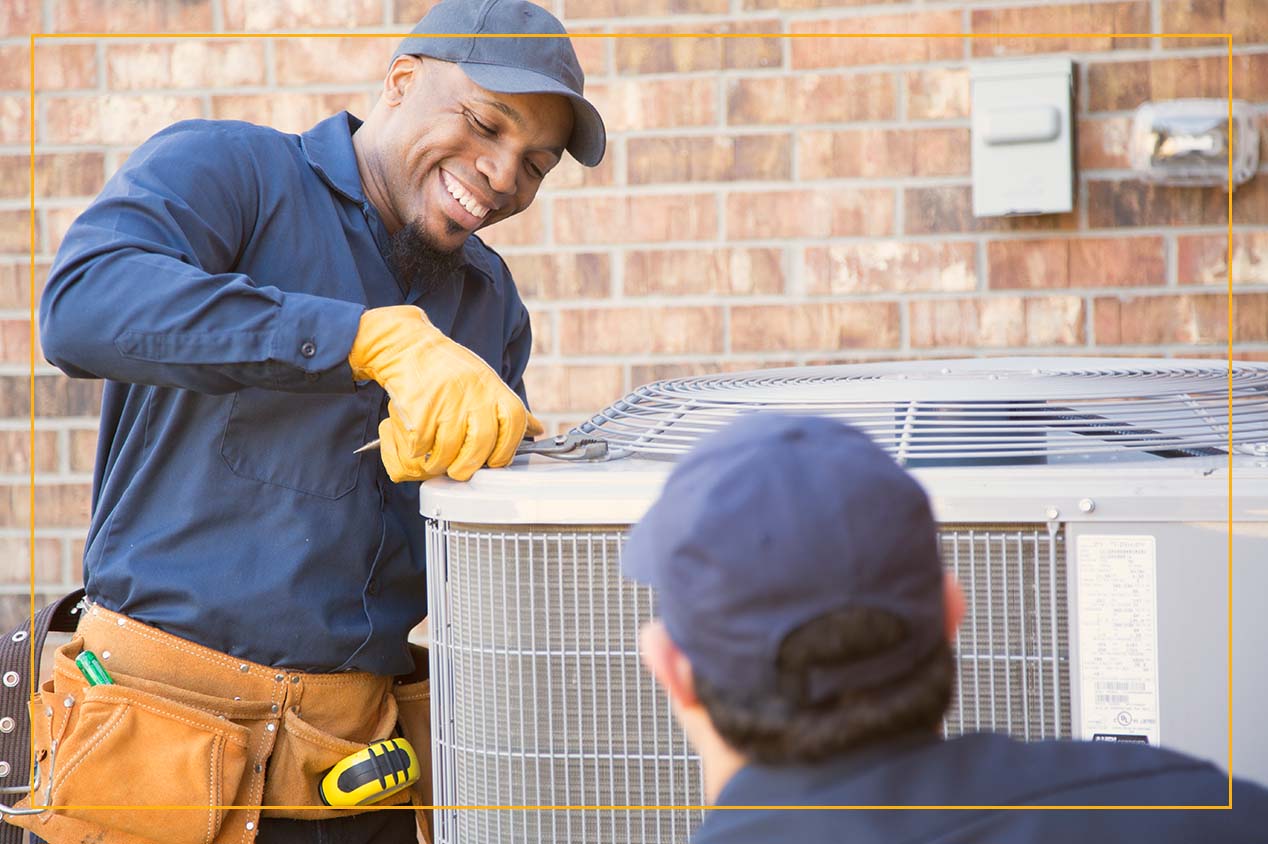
[300,111,366,204]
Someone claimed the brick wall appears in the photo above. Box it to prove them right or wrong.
[2,0,1264,619]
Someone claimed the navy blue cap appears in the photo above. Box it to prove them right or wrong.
[393,0,605,167]
[623,415,944,704]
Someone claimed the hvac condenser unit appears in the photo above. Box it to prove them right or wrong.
[421,358,1268,843]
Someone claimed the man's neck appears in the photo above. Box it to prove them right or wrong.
[350,126,402,234]
[690,722,749,804]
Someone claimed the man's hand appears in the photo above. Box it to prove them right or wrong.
[349,306,543,482]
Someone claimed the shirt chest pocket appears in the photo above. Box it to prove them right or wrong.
[219,386,379,499]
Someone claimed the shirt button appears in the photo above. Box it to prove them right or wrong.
[366,578,379,596]
[300,340,317,358]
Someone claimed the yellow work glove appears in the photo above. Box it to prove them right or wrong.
[348,305,543,482]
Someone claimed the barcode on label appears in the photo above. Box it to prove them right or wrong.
[1095,680,1149,693]
[1095,694,1130,705]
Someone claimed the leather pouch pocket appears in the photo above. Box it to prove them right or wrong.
[41,641,253,844]
[392,675,433,843]
[261,695,407,820]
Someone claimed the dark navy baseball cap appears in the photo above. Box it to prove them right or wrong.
[623,414,945,704]
[393,0,606,167]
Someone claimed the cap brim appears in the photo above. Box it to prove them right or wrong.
[458,62,606,167]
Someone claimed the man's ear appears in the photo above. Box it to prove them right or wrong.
[943,572,966,643]
[639,620,699,708]
[382,55,420,107]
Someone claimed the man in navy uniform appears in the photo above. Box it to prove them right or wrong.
[623,414,1267,842]
[22,2,604,843]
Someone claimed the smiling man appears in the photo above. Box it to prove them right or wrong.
[17,2,603,844]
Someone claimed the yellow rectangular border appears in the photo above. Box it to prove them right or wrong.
[24,29,1237,811]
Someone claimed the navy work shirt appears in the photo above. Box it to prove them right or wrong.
[694,732,1268,843]
[41,113,534,675]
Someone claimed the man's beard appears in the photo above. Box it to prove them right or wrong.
[386,219,467,296]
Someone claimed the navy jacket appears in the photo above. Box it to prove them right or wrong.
[40,113,533,674]
[695,732,1267,843]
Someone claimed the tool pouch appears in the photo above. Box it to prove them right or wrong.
[12,637,259,844]
[391,644,433,844]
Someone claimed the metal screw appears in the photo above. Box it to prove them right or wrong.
[1078,498,1096,513]
[0,761,9,777]
[101,651,111,660]
[245,821,255,831]
[265,723,276,732]
[62,696,74,708]
[239,664,249,673]
[116,618,125,626]
[2,671,18,688]
[1044,506,1060,521]
[0,718,14,733]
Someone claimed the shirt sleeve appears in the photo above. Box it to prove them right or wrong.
[39,121,365,395]
[497,264,534,409]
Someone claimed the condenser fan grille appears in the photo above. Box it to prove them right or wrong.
[576,358,1268,463]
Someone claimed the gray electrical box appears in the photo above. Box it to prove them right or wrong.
[971,57,1074,217]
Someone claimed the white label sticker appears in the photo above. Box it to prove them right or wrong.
[1075,535,1160,745]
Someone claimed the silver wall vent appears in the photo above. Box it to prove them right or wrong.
[578,357,1268,464]
[421,358,1268,843]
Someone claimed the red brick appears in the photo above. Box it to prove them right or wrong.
[0,430,57,474]
[1162,0,1266,49]
[988,237,1164,289]
[0,211,31,255]
[910,296,1085,348]
[1087,54,1268,113]
[905,68,969,120]
[69,427,97,473]
[0,158,27,200]
[528,307,552,357]
[44,94,203,145]
[556,194,716,244]
[0,319,33,365]
[0,482,91,528]
[4,375,101,419]
[33,44,97,91]
[51,0,212,32]
[1086,180,1229,228]
[586,78,716,132]
[0,96,30,144]
[628,134,790,185]
[542,147,617,189]
[501,253,611,300]
[1077,117,1131,170]
[223,0,381,31]
[566,28,609,79]
[211,92,372,135]
[905,185,1078,235]
[107,41,267,90]
[394,0,442,24]
[564,0,728,17]
[0,263,36,310]
[476,201,547,248]
[971,2,1150,57]
[560,306,723,356]
[624,248,785,297]
[521,364,625,414]
[799,128,969,179]
[791,11,964,69]
[743,0,905,7]
[1,0,40,38]
[805,242,976,294]
[42,206,86,255]
[274,38,389,86]
[5,153,104,201]
[732,302,900,352]
[728,73,894,125]
[728,188,893,239]
[615,21,781,74]
[0,537,61,584]
[1094,293,1268,345]
[1178,233,1268,286]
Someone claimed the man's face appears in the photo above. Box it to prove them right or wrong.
[376,56,573,252]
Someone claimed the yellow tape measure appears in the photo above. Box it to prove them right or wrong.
[318,737,421,807]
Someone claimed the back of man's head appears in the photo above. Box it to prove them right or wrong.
[623,414,958,764]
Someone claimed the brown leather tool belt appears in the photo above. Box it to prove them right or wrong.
[7,602,431,844]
